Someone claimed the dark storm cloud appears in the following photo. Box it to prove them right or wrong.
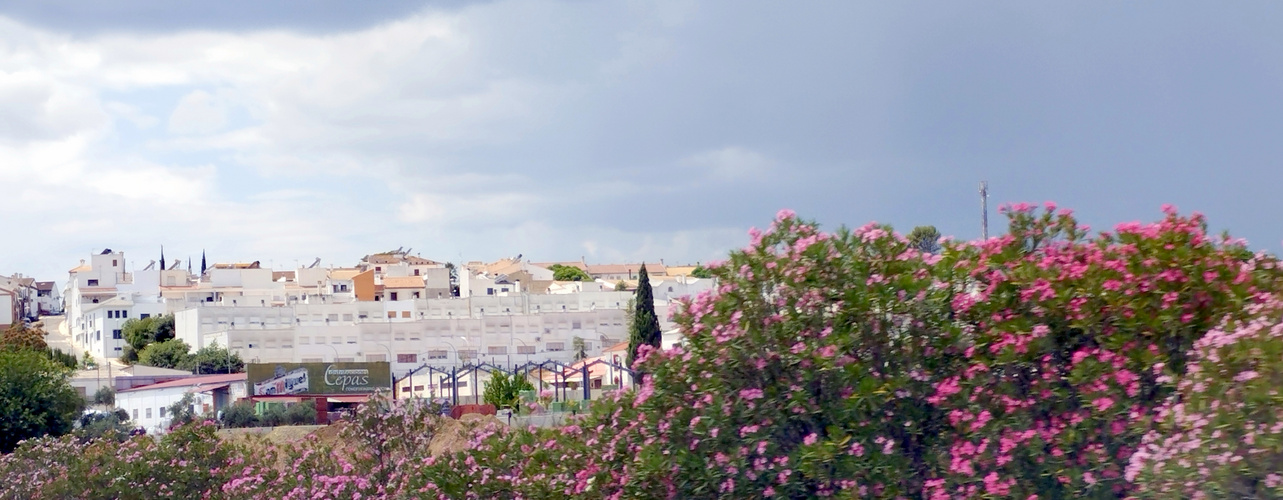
[395,1,1283,249]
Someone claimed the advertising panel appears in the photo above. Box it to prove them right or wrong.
[247,362,391,396]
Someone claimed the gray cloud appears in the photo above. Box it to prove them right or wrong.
[3,1,1283,284]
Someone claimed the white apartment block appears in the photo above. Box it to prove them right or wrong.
[65,250,715,373]
[174,294,651,380]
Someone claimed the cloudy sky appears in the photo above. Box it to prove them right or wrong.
[3,1,1283,282]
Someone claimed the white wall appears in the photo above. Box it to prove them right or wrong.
[117,386,211,434]
[0,294,12,327]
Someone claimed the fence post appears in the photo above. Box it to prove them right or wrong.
[582,363,590,401]
[451,366,458,406]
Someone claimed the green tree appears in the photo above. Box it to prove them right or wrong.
[483,370,534,410]
[1,322,47,352]
[614,280,628,292]
[690,264,714,279]
[167,392,198,428]
[549,264,592,282]
[183,341,245,374]
[907,225,942,254]
[572,336,587,361]
[81,350,97,369]
[627,264,662,368]
[137,339,192,370]
[0,349,83,452]
[93,385,115,406]
[121,315,176,364]
[45,347,78,369]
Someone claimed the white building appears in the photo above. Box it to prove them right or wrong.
[115,373,247,434]
[64,250,179,359]
[171,291,657,383]
[0,274,38,328]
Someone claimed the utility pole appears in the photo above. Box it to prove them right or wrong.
[979,181,989,240]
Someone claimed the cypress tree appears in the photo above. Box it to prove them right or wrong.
[159,246,166,271]
[627,264,662,368]
[201,251,207,275]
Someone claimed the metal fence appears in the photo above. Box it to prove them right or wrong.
[394,358,638,407]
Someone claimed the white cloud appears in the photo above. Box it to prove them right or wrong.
[104,101,159,129]
[168,90,228,135]
[0,4,758,282]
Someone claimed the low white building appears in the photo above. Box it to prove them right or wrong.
[115,373,247,434]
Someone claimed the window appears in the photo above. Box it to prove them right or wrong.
[487,346,507,355]
[546,342,565,352]
[427,350,447,359]
[301,357,323,363]
[96,331,101,340]
[159,407,166,417]
[342,314,353,322]
[375,266,382,272]
[145,408,152,419]
[336,357,355,363]
[413,292,420,299]
[88,279,98,286]
[140,314,150,319]
[299,337,310,345]
[112,259,118,266]
[401,311,411,318]
[572,321,582,329]
[402,386,412,393]
[397,353,418,363]
[458,349,477,360]
[366,354,386,362]
[112,329,122,339]
[327,314,338,322]
[387,311,396,319]
[132,409,138,419]
[390,292,399,301]
[517,345,536,355]
[486,288,494,295]
[414,385,424,392]
[340,284,349,292]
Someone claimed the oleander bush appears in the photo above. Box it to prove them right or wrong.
[2,204,1281,500]
[1127,299,1283,499]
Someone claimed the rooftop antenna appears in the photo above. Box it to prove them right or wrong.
[979,181,989,240]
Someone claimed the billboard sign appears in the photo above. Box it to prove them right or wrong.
[247,362,391,396]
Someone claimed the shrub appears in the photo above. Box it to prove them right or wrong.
[259,403,287,427]
[483,369,534,410]
[1128,299,1283,498]
[75,410,132,443]
[285,400,317,425]
[220,401,259,428]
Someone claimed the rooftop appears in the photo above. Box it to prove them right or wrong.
[119,373,246,393]
[382,276,425,289]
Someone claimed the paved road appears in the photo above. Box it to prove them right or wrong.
[41,315,76,354]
